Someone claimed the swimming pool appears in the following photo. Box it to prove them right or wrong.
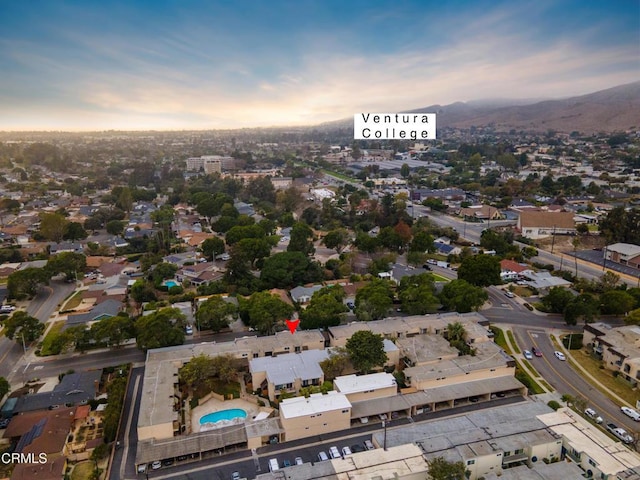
[164,280,179,289]
[199,409,247,425]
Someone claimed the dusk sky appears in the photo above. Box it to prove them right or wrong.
[1,0,638,131]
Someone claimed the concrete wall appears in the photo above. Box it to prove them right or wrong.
[281,408,351,441]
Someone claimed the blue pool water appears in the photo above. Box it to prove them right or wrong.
[199,409,247,425]
[164,280,179,288]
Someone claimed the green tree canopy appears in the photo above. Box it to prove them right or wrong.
[600,290,637,315]
[196,296,238,332]
[7,267,51,299]
[322,229,350,254]
[4,311,45,343]
[345,330,388,373]
[427,456,467,480]
[457,254,501,286]
[564,293,599,325]
[201,237,225,261]
[541,287,575,314]
[46,252,86,280]
[239,291,294,335]
[39,212,69,243]
[288,222,315,256]
[398,273,440,315]
[135,308,186,351]
[90,314,135,347]
[260,251,323,289]
[354,279,394,321]
[63,222,88,241]
[439,279,488,313]
[319,348,350,381]
[299,285,349,330]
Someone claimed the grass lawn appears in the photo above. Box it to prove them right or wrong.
[507,331,521,354]
[71,461,94,480]
[62,291,85,311]
[430,273,450,282]
[513,286,534,297]
[520,358,539,377]
[39,320,66,356]
[489,326,510,354]
[571,349,640,406]
[515,360,545,394]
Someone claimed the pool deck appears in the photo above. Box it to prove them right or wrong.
[191,398,268,434]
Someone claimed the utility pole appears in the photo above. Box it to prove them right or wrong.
[21,332,27,355]
[550,225,556,254]
[383,419,388,451]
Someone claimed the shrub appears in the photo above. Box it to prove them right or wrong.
[547,400,561,411]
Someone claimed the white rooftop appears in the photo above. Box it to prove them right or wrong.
[607,243,640,256]
[280,391,351,419]
[334,373,396,395]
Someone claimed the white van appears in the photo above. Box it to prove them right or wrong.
[268,458,279,472]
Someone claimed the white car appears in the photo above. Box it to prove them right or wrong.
[341,446,352,457]
[294,457,303,465]
[584,408,603,424]
[151,461,162,470]
[621,406,640,421]
[329,446,341,459]
[554,351,566,361]
[523,350,533,360]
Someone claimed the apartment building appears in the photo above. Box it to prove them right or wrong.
[583,322,640,387]
[279,392,352,441]
[333,373,397,403]
[250,349,330,402]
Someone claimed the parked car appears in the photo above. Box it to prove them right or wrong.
[531,347,542,357]
[162,459,174,467]
[584,408,603,424]
[185,325,193,335]
[351,444,365,453]
[329,446,341,459]
[523,350,533,360]
[231,472,241,480]
[151,461,162,470]
[364,440,375,450]
[294,457,304,465]
[606,423,618,433]
[612,427,634,444]
[621,406,640,421]
[0,305,16,314]
[282,459,291,467]
[505,291,515,298]
[554,351,566,361]
[342,446,352,457]
[0,418,10,429]
[317,451,329,462]
[268,458,279,472]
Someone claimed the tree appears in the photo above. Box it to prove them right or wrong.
[7,267,51,299]
[600,290,636,315]
[345,330,387,373]
[322,229,349,254]
[427,456,467,480]
[239,291,294,335]
[541,287,574,313]
[288,222,315,256]
[457,254,501,287]
[300,286,349,330]
[354,279,394,321]
[39,212,69,243]
[196,296,238,332]
[409,231,434,253]
[626,308,640,325]
[135,308,186,351]
[106,219,126,235]
[90,314,135,347]
[564,293,599,325]
[225,224,266,246]
[201,237,226,261]
[446,321,472,355]
[400,163,410,178]
[0,377,10,399]
[116,187,133,213]
[319,348,350,381]
[398,273,439,314]
[598,271,620,293]
[260,251,323,289]
[63,222,88,241]
[234,237,272,268]
[46,252,86,280]
[179,353,215,391]
[129,280,157,307]
[4,311,45,343]
[439,279,488,313]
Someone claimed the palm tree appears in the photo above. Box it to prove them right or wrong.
[446,321,466,343]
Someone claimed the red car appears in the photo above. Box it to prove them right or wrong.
[531,347,543,357]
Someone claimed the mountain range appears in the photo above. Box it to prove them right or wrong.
[408,81,640,133]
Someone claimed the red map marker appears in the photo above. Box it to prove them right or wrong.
[285,318,300,334]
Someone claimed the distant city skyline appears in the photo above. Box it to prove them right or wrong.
[1,0,638,131]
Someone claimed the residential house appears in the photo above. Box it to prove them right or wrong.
[176,262,223,286]
[499,259,529,281]
[517,211,576,239]
[604,243,640,270]
[519,270,572,290]
[434,241,462,256]
[64,298,123,330]
[460,205,503,221]
[289,284,324,305]
[49,242,84,255]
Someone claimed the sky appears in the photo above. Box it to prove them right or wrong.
[0,0,638,131]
